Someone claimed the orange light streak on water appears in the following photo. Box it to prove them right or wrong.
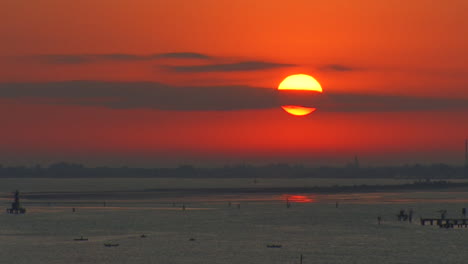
[281,194,316,203]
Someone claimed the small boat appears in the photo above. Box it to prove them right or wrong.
[73,236,88,241]
[266,244,282,248]
[140,234,147,238]
[189,238,196,241]
[104,243,119,247]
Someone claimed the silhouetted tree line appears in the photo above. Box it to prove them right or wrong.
[0,162,466,178]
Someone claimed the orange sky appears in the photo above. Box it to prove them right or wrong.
[0,0,467,166]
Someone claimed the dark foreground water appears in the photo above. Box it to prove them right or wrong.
[1,178,468,264]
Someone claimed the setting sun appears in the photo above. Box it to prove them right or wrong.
[278,74,323,116]
[281,106,317,116]
[278,74,322,92]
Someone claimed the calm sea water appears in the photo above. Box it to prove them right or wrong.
[1,178,468,264]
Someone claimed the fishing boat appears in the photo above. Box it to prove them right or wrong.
[104,243,119,247]
[73,236,88,241]
[266,244,282,248]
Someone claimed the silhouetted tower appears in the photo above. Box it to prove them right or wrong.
[465,139,468,168]
[6,190,26,214]
[354,156,360,169]
[464,139,468,177]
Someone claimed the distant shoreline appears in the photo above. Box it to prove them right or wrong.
[1,162,467,179]
[6,180,468,201]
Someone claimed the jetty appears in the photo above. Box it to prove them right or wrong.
[420,218,468,228]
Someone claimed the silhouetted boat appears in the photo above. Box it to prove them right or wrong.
[140,234,147,238]
[104,243,119,247]
[266,244,282,248]
[73,236,88,241]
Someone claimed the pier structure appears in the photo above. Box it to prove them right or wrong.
[420,218,468,228]
[397,209,409,221]
[6,190,26,214]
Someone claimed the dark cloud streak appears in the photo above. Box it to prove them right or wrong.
[318,93,468,112]
[319,64,356,72]
[165,61,296,72]
[155,52,212,59]
[32,52,212,64]
[0,81,466,112]
[0,81,277,111]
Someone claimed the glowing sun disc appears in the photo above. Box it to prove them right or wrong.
[278,74,323,116]
[281,105,316,116]
[278,74,322,92]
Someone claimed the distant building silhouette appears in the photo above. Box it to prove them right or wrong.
[0,161,467,179]
[465,139,468,168]
[354,156,360,169]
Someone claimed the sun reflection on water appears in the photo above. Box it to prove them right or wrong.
[281,194,315,203]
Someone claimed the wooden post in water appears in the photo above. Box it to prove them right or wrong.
[300,254,303,264]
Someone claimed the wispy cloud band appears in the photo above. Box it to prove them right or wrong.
[165,61,296,72]
[29,52,212,64]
